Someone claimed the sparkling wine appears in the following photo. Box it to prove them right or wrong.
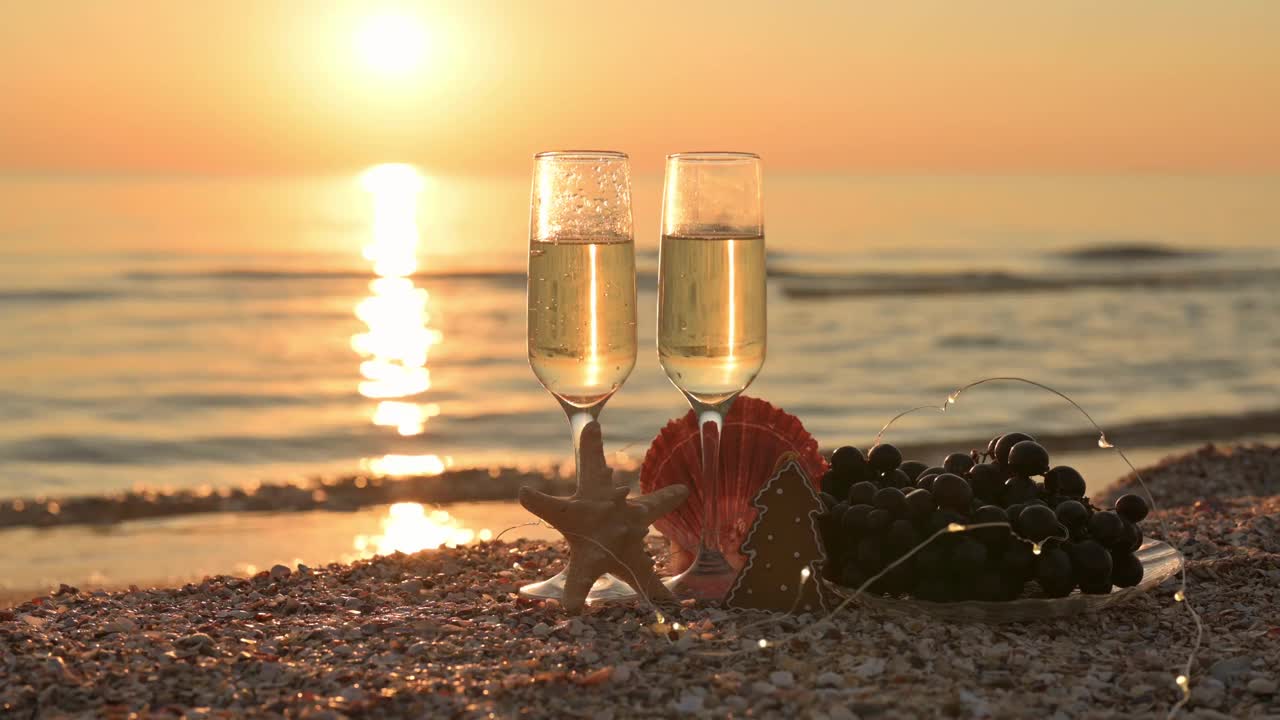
[528,237,637,408]
[658,233,767,405]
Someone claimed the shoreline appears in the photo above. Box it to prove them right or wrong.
[6,420,1278,531]
[1,440,1272,604]
[4,443,1277,717]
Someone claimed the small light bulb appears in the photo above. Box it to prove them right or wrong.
[1176,675,1188,688]
[946,394,958,405]
[757,638,768,649]
[800,567,812,581]
[947,522,965,533]
[671,622,682,632]
[1174,590,1185,602]
[1031,543,1043,556]
[656,612,666,624]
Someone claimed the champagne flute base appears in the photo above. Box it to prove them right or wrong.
[518,570,638,605]
[662,547,737,602]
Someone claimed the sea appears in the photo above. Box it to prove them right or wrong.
[2,171,1278,505]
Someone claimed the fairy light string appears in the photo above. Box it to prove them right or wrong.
[673,377,1199,718]
[871,377,1201,717]
[498,376,1201,717]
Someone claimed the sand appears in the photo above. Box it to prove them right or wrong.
[3,445,1278,719]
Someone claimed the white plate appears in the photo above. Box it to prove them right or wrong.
[832,539,1183,623]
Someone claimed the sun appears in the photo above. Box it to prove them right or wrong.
[354,11,429,76]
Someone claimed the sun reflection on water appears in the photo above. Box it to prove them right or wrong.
[353,502,492,557]
[353,163,446,470]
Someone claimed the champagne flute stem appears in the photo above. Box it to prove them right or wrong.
[561,400,603,495]
[697,409,722,551]
[570,410,594,491]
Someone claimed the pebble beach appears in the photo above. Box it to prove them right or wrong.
[3,444,1277,719]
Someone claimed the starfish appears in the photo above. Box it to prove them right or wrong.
[519,420,690,614]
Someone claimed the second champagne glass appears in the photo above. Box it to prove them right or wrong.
[658,152,767,600]
[522,150,639,604]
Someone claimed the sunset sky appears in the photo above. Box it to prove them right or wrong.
[2,1,1277,175]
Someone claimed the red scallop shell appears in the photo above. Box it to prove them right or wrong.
[639,396,828,574]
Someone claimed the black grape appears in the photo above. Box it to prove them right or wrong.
[1110,551,1144,588]
[1003,475,1038,505]
[1000,542,1036,582]
[831,446,868,478]
[1070,540,1113,594]
[847,481,877,506]
[821,470,851,502]
[968,463,1005,503]
[1007,441,1050,477]
[1045,466,1086,497]
[866,508,893,534]
[928,509,968,534]
[1015,504,1061,543]
[1115,493,1150,523]
[884,468,912,489]
[993,432,1035,468]
[973,570,1008,601]
[879,561,916,596]
[886,518,920,551]
[932,473,973,511]
[1087,510,1125,546]
[856,537,885,572]
[899,461,929,482]
[818,491,840,513]
[841,504,875,536]
[950,537,988,575]
[915,544,948,577]
[873,487,908,516]
[1118,520,1143,552]
[971,505,1011,546]
[904,488,937,518]
[1034,546,1075,598]
[943,452,975,475]
[1054,499,1090,529]
[1005,503,1027,527]
[867,443,903,473]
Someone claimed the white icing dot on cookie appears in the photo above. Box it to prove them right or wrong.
[767,534,773,540]
[776,488,783,495]
[780,584,788,591]
[793,552,800,559]
[765,563,772,569]
[794,516,801,523]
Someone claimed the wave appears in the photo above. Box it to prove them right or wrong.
[1056,242,1210,261]
[0,430,389,465]
[778,267,1280,299]
[0,289,121,303]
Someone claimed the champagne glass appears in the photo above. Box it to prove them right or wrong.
[521,151,639,604]
[658,152,767,601]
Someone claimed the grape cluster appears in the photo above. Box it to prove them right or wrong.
[817,433,1149,602]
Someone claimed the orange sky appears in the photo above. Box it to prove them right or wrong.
[1,1,1277,175]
